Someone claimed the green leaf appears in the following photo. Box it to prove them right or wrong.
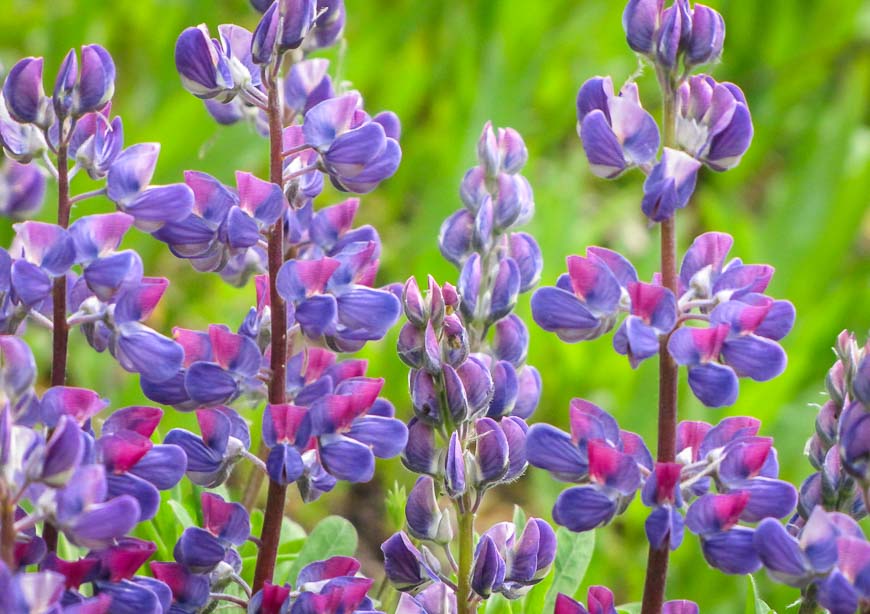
[278,515,307,554]
[543,528,595,612]
[483,593,515,614]
[746,575,776,614]
[167,500,196,530]
[285,516,359,584]
[386,481,408,532]
[522,563,554,614]
[618,604,642,614]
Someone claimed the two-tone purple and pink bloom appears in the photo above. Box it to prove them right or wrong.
[555,585,698,614]
[248,554,383,614]
[526,399,651,532]
[532,231,794,407]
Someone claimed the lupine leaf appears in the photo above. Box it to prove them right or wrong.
[386,481,408,532]
[618,604,642,614]
[746,575,776,614]
[285,515,359,584]
[543,528,595,612]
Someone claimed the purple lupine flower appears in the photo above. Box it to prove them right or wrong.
[382,531,441,592]
[685,4,725,67]
[613,281,677,366]
[52,45,116,118]
[623,0,664,55]
[668,324,737,406]
[640,147,701,221]
[675,75,753,171]
[576,76,659,178]
[753,507,840,587]
[305,0,347,50]
[252,0,317,64]
[396,582,457,614]
[149,561,210,612]
[175,24,258,101]
[655,0,692,68]
[642,462,684,550]
[97,405,186,521]
[262,402,306,485]
[405,475,453,544]
[106,142,194,231]
[284,59,335,117]
[526,400,649,532]
[52,464,141,550]
[471,519,556,599]
[302,93,402,193]
[685,492,762,574]
[2,56,53,127]
[531,248,635,342]
[164,406,251,487]
[69,105,124,180]
[678,232,774,303]
[669,292,794,408]
[0,562,67,613]
[174,492,250,574]
[10,221,75,306]
[0,93,48,163]
[817,535,870,614]
[0,159,45,219]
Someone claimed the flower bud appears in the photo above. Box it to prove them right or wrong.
[472,195,494,253]
[397,322,425,369]
[438,209,474,267]
[442,314,469,367]
[623,0,664,55]
[458,253,481,321]
[474,417,509,489]
[470,535,505,598]
[488,258,521,324]
[406,476,453,544]
[445,432,467,498]
[402,276,427,327]
[410,370,441,424]
[403,418,440,476]
[656,0,692,69]
[427,275,445,329]
[460,166,488,212]
[641,147,701,222]
[494,314,529,367]
[686,4,725,67]
[508,232,543,292]
[477,121,500,178]
[498,127,528,174]
[382,531,439,592]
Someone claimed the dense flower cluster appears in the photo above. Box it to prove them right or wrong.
[532,231,794,407]
[382,123,551,610]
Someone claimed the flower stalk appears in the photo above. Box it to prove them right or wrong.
[44,140,72,554]
[252,73,289,594]
[457,507,475,614]
[641,69,680,614]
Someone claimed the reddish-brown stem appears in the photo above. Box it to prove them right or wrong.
[1,490,15,567]
[641,72,679,614]
[43,143,72,553]
[252,77,289,593]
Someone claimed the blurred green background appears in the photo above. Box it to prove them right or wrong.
[2,0,870,611]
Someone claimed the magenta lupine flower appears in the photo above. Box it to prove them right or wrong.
[248,555,380,614]
[150,561,210,612]
[556,588,698,614]
[531,246,637,343]
[526,400,651,532]
[96,405,186,521]
[613,282,677,367]
[642,462,684,551]
[576,76,660,179]
[164,407,251,487]
[0,159,45,219]
[174,492,250,575]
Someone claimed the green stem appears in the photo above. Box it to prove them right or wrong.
[798,585,819,614]
[457,508,475,614]
[640,68,680,614]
